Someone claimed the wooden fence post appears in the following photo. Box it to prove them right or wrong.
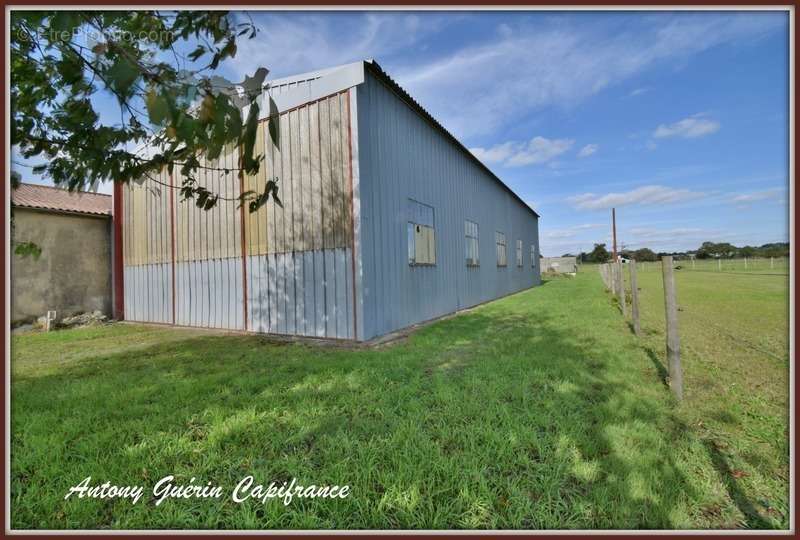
[630,260,641,336]
[718,259,721,271]
[771,257,774,269]
[616,262,627,317]
[661,256,683,401]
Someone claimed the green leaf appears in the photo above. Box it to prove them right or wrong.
[241,102,260,172]
[14,241,42,259]
[187,45,206,61]
[267,96,280,147]
[145,88,169,125]
[106,57,139,97]
[49,12,80,35]
[241,67,268,101]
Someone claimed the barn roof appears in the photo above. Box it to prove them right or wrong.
[11,183,112,216]
[263,60,540,219]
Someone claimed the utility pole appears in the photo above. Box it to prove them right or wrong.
[611,208,618,262]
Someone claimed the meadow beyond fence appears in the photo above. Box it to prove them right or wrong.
[628,257,789,275]
[594,258,789,528]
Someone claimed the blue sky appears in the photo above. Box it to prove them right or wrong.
[16,10,790,255]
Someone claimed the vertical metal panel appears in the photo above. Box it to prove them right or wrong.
[122,170,174,323]
[356,71,540,340]
[124,87,357,339]
[239,92,355,339]
[348,89,365,341]
[313,251,326,337]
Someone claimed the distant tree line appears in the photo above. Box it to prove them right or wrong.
[563,241,788,263]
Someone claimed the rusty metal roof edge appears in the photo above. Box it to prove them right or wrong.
[363,60,540,219]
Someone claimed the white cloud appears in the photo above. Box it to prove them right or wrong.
[621,226,724,250]
[653,114,720,139]
[629,227,709,239]
[628,87,648,97]
[222,13,446,80]
[567,184,705,210]
[544,223,603,239]
[497,23,513,38]
[730,187,785,203]
[470,136,574,167]
[577,144,598,158]
[395,13,781,137]
[220,12,782,140]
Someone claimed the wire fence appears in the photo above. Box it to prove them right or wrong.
[630,257,788,275]
[597,257,789,402]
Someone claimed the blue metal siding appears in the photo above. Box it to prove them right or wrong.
[356,71,541,340]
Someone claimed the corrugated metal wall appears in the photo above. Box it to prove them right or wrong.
[173,147,244,330]
[122,170,173,324]
[122,90,356,339]
[356,71,541,340]
[122,62,540,342]
[244,92,355,339]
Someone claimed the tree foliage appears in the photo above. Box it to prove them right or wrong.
[11,10,280,211]
[586,243,611,263]
[694,241,788,259]
[694,241,737,259]
[631,247,658,262]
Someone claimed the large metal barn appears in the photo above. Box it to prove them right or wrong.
[115,60,541,341]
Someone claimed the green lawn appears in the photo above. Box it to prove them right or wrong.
[626,264,789,528]
[10,270,788,530]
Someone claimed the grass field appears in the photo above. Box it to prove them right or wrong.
[622,262,790,528]
[11,269,789,530]
[632,257,789,276]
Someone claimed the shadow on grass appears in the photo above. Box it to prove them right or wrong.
[9,283,765,529]
[643,346,669,387]
[702,440,770,529]
[637,333,772,528]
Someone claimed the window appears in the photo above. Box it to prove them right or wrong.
[465,220,479,266]
[531,245,536,268]
[516,239,523,267]
[407,199,436,265]
[496,232,507,267]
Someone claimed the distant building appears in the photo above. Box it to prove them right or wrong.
[11,183,112,325]
[541,256,578,274]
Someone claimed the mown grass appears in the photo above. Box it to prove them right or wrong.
[633,257,789,276]
[10,271,787,530]
[622,265,789,529]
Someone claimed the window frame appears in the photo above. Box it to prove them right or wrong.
[516,239,523,267]
[465,219,480,267]
[407,199,436,267]
[496,231,507,267]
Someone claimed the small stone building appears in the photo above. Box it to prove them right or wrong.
[541,256,578,274]
[11,183,112,325]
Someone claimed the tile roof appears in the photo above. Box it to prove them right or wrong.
[11,183,112,216]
